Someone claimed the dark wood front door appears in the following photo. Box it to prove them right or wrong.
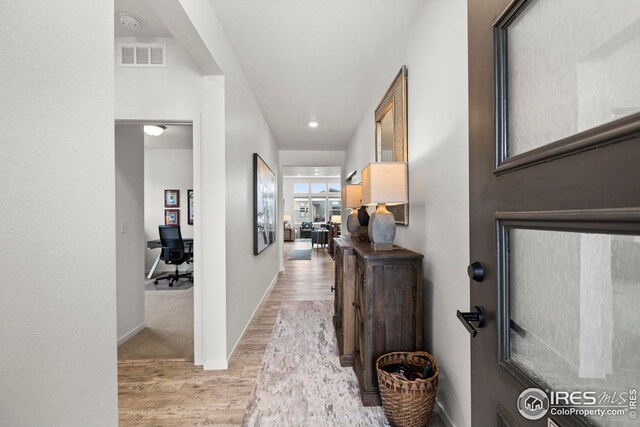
[468,0,640,425]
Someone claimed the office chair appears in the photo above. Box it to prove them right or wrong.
[154,225,193,287]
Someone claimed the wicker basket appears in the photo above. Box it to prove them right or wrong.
[376,351,439,427]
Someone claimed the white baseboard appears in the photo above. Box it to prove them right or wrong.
[436,400,456,427]
[117,322,146,346]
[203,359,228,370]
[225,271,280,366]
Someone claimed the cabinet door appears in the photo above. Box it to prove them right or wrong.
[354,261,366,374]
[333,248,342,332]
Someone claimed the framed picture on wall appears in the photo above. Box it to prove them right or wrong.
[187,189,194,225]
[164,189,180,207]
[165,209,180,226]
[253,153,276,255]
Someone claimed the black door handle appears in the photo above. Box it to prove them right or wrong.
[457,306,485,337]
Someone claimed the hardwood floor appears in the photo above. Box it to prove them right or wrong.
[118,239,444,426]
[118,240,333,426]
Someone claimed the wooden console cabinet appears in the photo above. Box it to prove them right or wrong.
[328,223,341,257]
[333,237,357,367]
[333,237,424,406]
[353,243,424,406]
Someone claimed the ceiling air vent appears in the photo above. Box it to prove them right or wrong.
[117,43,167,68]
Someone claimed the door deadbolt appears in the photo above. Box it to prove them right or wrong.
[467,261,485,282]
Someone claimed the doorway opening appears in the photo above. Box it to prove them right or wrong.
[282,166,343,256]
[115,120,196,361]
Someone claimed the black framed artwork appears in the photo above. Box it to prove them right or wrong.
[164,189,179,207]
[187,189,194,225]
[253,153,276,255]
[164,209,179,226]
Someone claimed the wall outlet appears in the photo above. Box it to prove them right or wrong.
[121,220,127,233]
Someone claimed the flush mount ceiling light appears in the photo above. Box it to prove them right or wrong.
[144,125,166,136]
[119,13,141,30]
[308,121,319,128]
[314,169,320,175]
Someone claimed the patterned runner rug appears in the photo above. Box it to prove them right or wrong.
[242,301,389,426]
[288,249,312,260]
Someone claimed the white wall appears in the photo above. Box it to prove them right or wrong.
[344,1,470,425]
[144,147,194,272]
[178,0,281,364]
[116,36,204,115]
[116,125,146,345]
[0,1,117,425]
[279,150,346,170]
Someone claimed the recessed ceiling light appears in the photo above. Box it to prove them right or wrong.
[144,125,166,136]
[119,13,141,30]
[314,170,320,175]
[308,121,319,128]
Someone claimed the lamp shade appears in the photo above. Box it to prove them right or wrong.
[283,214,291,222]
[342,184,362,209]
[361,162,408,205]
[331,215,342,223]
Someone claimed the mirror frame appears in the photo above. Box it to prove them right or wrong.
[375,66,408,225]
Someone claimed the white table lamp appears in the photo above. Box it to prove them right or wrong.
[342,184,362,237]
[361,162,408,251]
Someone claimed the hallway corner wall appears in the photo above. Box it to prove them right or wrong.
[344,0,470,425]
[0,1,118,424]
[177,0,282,363]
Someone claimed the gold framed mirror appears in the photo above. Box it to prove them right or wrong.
[375,66,408,225]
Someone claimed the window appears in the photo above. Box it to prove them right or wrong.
[294,183,309,193]
[290,180,342,225]
[329,199,342,217]
[294,198,309,223]
[311,198,326,222]
[311,183,326,193]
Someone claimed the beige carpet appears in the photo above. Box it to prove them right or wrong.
[117,287,194,360]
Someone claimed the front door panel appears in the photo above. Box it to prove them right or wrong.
[468,0,640,425]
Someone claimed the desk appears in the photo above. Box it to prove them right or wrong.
[146,238,194,279]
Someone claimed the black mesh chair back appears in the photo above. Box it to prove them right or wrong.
[159,225,186,264]
[154,225,193,286]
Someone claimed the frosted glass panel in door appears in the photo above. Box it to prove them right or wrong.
[509,229,639,425]
[508,0,640,156]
